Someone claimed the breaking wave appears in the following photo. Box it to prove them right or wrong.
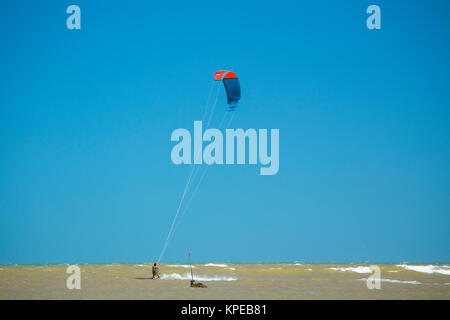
[167,264,196,269]
[382,279,421,284]
[160,272,237,281]
[329,266,372,274]
[358,278,421,285]
[203,263,236,270]
[204,263,229,268]
[396,265,450,275]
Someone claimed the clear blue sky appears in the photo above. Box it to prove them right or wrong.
[1,0,449,264]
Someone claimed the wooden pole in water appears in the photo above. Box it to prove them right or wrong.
[188,250,194,282]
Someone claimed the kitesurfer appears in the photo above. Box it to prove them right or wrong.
[152,263,160,279]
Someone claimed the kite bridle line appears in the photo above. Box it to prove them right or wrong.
[157,80,222,263]
[171,110,236,233]
[157,70,239,263]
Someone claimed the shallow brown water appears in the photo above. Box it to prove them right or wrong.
[0,263,449,299]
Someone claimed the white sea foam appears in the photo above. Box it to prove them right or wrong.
[204,263,235,270]
[382,279,421,284]
[396,264,450,275]
[358,278,421,285]
[160,272,237,281]
[167,264,196,269]
[329,266,372,274]
[204,263,229,268]
[306,268,312,271]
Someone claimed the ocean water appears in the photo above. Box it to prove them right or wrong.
[0,263,449,299]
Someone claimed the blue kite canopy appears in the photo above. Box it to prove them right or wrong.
[214,70,241,111]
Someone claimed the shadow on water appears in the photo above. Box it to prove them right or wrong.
[134,277,155,280]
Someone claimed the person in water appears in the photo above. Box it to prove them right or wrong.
[152,263,160,279]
